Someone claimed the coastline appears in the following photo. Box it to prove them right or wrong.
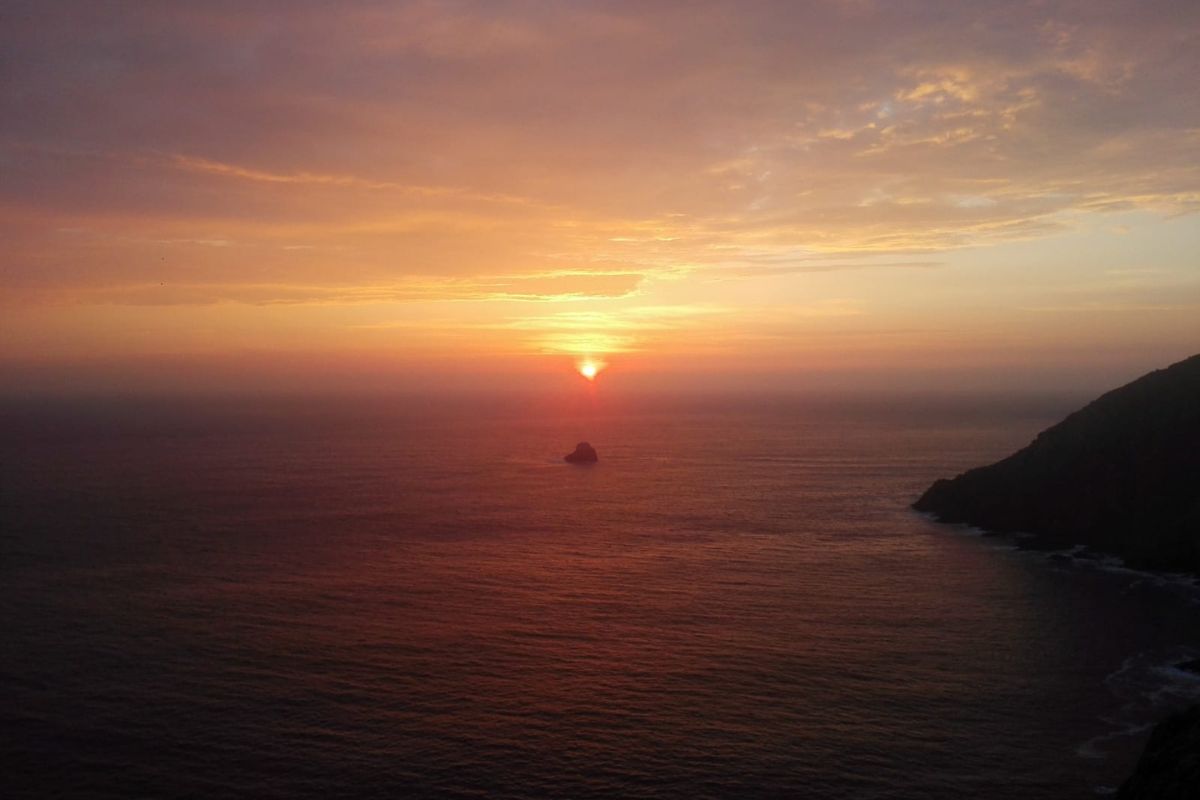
[931,515,1200,586]
[918,509,1200,796]
[913,353,1200,575]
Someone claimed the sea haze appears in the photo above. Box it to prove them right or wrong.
[3,394,1199,799]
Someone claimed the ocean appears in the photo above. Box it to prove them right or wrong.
[3,393,1199,799]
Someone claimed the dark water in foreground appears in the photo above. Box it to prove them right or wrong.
[2,394,1199,799]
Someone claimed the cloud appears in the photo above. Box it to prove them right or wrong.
[168,154,543,208]
[705,259,944,280]
[1,0,1198,381]
[48,271,645,307]
[4,3,1198,249]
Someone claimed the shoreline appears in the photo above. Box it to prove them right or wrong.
[919,508,1200,795]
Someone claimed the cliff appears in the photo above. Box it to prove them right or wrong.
[1117,705,1200,799]
[913,353,1200,572]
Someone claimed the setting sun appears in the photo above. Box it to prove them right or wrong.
[578,361,602,380]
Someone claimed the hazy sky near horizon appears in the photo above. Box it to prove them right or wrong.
[2,0,1198,394]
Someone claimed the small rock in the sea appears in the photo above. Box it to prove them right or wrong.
[564,442,598,463]
[1175,659,1200,676]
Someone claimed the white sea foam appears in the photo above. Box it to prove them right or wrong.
[1081,647,1200,761]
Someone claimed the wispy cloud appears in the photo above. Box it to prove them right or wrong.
[706,259,943,280]
[58,272,645,307]
[169,154,543,208]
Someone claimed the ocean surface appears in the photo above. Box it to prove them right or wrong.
[3,393,1199,799]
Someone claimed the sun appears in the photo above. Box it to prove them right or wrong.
[578,360,602,380]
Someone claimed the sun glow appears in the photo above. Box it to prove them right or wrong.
[578,360,603,380]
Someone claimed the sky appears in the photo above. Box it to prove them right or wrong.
[2,0,1198,395]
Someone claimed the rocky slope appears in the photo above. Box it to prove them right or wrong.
[914,353,1200,572]
[1117,705,1200,799]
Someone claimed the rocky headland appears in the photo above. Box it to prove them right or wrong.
[914,353,1200,572]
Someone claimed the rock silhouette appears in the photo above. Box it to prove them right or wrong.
[1117,705,1200,799]
[564,442,598,463]
[913,353,1200,572]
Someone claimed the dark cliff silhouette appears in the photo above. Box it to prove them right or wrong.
[914,353,1200,572]
[1117,705,1200,799]
[564,442,598,463]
